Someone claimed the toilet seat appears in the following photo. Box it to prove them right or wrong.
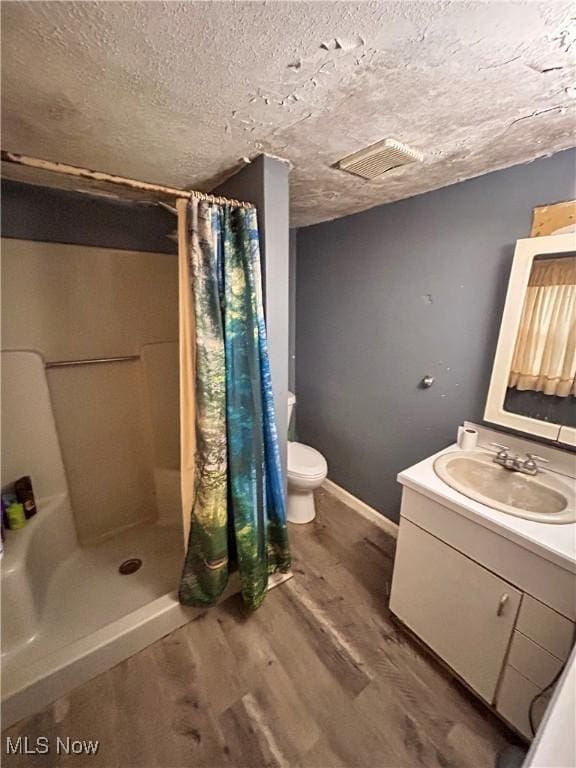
[287,441,327,480]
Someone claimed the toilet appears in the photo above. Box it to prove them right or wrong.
[286,392,328,524]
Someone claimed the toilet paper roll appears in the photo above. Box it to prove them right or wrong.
[457,425,478,450]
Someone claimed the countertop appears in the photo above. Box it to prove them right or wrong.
[397,444,576,574]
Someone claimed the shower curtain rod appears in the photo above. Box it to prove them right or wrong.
[1,151,255,209]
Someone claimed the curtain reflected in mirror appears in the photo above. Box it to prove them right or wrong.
[504,254,576,427]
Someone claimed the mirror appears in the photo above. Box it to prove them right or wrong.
[485,233,576,446]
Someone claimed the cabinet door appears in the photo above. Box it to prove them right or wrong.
[390,519,522,703]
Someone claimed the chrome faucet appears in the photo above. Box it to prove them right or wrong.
[491,443,516,470]
[490,443,549,476]
[519,453,550,476]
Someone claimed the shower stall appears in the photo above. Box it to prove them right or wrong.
[1,238,195,727]
[0,151,291,728]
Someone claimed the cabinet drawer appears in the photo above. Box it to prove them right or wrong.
[517,595,575,661]
[497,665,551,740]
[507,630,563,689]
[390,519,522,703]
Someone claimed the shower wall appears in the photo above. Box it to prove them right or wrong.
[1,351,68,502]
[1,238,179,543]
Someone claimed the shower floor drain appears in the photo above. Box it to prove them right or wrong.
[119,558,142,575]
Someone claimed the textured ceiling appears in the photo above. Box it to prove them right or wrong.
[1,1,575,227]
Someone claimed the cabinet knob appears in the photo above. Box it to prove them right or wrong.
[497,593,509,617]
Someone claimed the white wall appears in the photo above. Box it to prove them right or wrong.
[2,239,177,359]
[1,351,68,500]
[1,239,179,543]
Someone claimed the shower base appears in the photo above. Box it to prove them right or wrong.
[1,495,195,728]
[1,494,292,728]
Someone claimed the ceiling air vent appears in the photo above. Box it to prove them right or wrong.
[335,138,423,180]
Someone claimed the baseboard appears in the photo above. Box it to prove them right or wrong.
[322,479,398,539]
[229,570,293,594]
[268,570,294,590]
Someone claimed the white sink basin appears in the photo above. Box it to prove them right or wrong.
[434,450,575,524]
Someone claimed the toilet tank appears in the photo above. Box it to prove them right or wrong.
[288,391,296,425]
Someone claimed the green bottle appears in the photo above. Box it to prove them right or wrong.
[6,502,26,530]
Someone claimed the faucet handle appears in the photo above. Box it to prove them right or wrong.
[490,442,510,455]
[523,453,549,474]
[525,453,549,464]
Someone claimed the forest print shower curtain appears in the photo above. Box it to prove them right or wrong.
[179,199,291,610]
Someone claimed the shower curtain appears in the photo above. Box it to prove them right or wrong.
[178,199,291,610]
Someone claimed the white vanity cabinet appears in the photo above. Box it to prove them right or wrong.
[391,519,521,703]
[390,485,576,740]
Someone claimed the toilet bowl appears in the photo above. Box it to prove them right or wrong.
[286,392,328,524]
[287,442,327,524]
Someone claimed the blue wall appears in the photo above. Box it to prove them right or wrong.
[295,149,576,522]
[1,180,177,253]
